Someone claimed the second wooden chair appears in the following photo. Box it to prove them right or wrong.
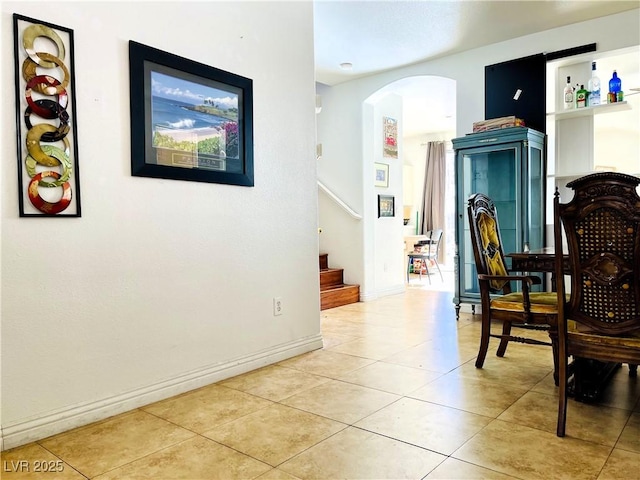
[554,172,640,437]
[467,193,559,379]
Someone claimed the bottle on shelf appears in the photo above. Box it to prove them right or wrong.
[563,76,574,109]
[608,70,623,103]
[576,84,588,108]
[587,61,601,106]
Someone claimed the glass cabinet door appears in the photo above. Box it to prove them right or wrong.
[458,145,521,297]
[526,143,544,251]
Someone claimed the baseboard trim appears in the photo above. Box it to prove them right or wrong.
[2,334,323,450]
[360,284,405,302]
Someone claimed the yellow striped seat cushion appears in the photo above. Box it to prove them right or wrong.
[568,330,640,346]
[568,321,640,344]
[490,292,563,314]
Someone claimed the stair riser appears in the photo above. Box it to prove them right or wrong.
[319,253,329,270]
[320,269,344,289]
[321,285,360,310]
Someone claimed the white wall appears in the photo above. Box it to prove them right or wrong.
[316,80,365,287]
[317,90,405,300]
[317,9,640,295]
[365,94,405,299]
[1,1,320,449]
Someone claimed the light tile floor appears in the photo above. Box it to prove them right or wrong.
[3,287,640,479]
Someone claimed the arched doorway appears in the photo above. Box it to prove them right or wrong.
[366,76,457,288]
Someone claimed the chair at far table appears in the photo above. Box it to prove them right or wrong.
[467,193,559,380]
[407,229,443,284]
[554,172,640,437]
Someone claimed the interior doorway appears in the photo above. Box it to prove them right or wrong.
[373,75,457,289]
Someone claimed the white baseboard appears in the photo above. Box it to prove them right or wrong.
[360,284,405,302]
[1,334,323,450]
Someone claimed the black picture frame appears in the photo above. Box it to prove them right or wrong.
[13,14,81,217]
[129,41,254,186]
[378,194,395,218]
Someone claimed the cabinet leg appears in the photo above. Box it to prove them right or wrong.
[455,304,460,320]
[472,305,476,315]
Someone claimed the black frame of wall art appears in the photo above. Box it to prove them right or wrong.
[13,13,81,217]
[129,41,254,187]
[378,194,395,218]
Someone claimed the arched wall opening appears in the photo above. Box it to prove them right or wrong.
[363,75,457,294]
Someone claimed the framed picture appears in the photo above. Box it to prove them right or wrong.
[129,41,254,186]
[13,14,81,216]
[383,116,398,158]
[378,194,395,217]
[374,162,389,187]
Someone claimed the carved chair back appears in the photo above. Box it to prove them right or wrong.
[554,172,640,335]
[467,193,511,294]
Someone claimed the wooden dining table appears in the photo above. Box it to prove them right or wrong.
[506,246,569,291]
[506,247,620,403]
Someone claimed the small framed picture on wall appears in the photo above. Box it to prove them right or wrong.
[383,116,398,158]
[374,162,389,187]
[378,194,395,217]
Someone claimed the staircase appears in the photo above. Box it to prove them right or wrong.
[319,253,360,310]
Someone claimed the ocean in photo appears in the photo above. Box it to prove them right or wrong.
[151,95,229,131]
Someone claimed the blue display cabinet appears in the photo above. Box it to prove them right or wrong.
[452,127,546,318]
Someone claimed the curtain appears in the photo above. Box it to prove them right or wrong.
[420,141,446,235]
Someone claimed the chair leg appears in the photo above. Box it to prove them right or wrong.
[496,321,512,357]
[433,259,443,281]
[557,349,568,437]
[629,364,638,378]
[423,259,431,284]
[549,328,559,386]
[475,311,491,368]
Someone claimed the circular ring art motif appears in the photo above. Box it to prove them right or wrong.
[15,15,79,216]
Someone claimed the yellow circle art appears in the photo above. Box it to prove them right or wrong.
[22,24,65,67]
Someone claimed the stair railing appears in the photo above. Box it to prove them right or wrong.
[317,180,362,220]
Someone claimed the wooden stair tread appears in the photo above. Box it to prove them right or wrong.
[320,282,357,292]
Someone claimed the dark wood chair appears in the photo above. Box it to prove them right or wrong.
[467,193,559,378]
[407,229,443,283]
[554,172,640,437]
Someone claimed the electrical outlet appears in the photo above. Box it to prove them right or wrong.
[273,297,283,316]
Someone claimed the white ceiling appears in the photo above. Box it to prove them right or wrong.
[314,0,640,136]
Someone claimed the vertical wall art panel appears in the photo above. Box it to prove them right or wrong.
[13,14,81,217]
[382,116,398,159]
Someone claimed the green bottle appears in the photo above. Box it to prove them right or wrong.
[576,84,588,108]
